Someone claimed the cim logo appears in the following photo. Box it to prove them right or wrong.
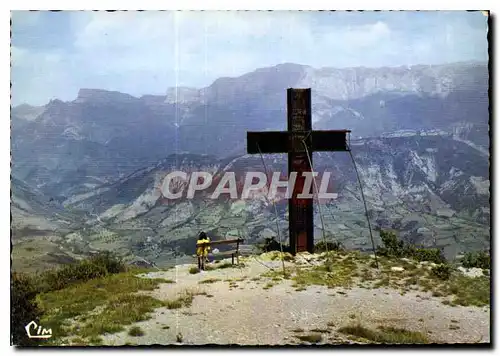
[25,321,52,339]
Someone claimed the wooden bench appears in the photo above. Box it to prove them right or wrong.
[196,238,245,265]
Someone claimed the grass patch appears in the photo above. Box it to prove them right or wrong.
[198,278,221,284]
[159,279,175,284]
[176,333,183,343]
[216,262,234,269]
[292,255,356,289]
[189,267,200,274]
[88,336,103,345]
[445,275,490,307]
[205,262,245,271]
[419,278,438,292]
[164,289,203,309]
[74,294,164,337]
[338,324,429,344]
[404,277,418,286]
[360,269,375,282]
[36,271,166,343]
[373,277,390,289]
[70,337,86,345]
[431,264,452,281]
[128,326,144,337]
[261,270,290,279]
[295,333,323,344]
[314,241,344,253]
[310,328,330,333]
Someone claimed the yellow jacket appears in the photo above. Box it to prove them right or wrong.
[196,238,211,256]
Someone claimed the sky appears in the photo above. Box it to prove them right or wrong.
[10,11,489,106]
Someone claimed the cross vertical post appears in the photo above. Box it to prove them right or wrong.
[287,88,314,254]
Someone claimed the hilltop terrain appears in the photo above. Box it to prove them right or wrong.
[21,249,489,346]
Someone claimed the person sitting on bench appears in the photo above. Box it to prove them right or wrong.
[196,231,210,270]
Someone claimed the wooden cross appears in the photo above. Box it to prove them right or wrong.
[247,88,351,255]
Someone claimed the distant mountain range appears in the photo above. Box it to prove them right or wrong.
[10,61,490,270]
[11,61,488,198]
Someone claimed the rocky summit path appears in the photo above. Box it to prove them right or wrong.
[101,257,490,346]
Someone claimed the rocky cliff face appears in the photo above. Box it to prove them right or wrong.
[56,133,489,265]
[11,62,488,198]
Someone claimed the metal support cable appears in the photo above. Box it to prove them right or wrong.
[256,143,287,276]
[346,145,379,269]
[301,138,329,255]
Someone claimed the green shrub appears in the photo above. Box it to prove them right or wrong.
[36,251,126,293]
[411,247,446,264]
[377,230,446,264]
[259,237,291,253]
[314,240,344,253]
[461,251,490,269]
[431,264,452,281]
[89,251,127,274]
[11,273,41,346]
[377,230,409,258]
[128,326,144,337]
[41,261,108,292]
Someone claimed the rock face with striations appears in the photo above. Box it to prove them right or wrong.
[10,61,490,266]
[11,62,488,198]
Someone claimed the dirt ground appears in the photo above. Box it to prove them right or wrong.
[100,257,490,346]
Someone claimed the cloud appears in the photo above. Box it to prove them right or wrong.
[10,11,488,106]
[11,45,71,105]
[10,11,41,28]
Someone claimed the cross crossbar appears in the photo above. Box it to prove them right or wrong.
[247,130,351,154]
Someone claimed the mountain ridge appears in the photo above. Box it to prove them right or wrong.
[11,61,488,109]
